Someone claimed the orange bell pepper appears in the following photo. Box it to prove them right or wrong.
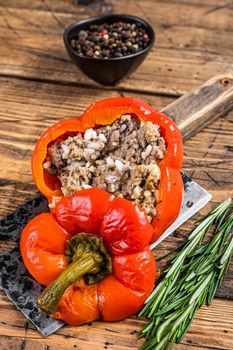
[20,188,156,325]
[31,97,183,241]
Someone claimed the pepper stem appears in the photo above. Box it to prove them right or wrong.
[38,233,112,315]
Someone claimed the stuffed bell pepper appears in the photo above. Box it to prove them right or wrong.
[31,97,183,241]
[21,97,183,326]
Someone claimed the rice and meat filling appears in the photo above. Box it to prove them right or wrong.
[44,115,166,221]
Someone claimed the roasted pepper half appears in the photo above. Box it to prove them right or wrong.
[20,188,156,325]
[31,97,183,241]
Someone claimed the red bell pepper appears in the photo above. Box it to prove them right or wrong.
[31,97,183,241]
[20,188,156,325]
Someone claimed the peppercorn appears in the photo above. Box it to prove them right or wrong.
[78,30,88,39]
[71,39,76,48]
[122,46,128,53]
[102,49,110,57]
[114,52,123,58]
[69,21,150,59]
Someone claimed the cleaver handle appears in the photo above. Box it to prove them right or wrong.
[161,66,233,140]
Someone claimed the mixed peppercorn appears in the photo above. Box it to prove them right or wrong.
[70,21,151,59]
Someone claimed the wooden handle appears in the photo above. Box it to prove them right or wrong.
[161,66,233,140]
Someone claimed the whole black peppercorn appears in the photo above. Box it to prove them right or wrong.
[102,49,110,57]
[78,30,88,39]
[122,46,128,53]
[114,52,123,58]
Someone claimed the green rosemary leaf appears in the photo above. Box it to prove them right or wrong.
[151,334,169,350]
[153,294,189,316]
[169,304,194,335]
[177,297,202,343]
[147,285,167,317]
[154,271,181,307]
[185,271,196,281]
[140,278,165,307]
[155,317,173,343]
[188,273,213,305]
[183,278,201,292]
[220,236,233,265]
[207,272,219,306]
[140,319,154,337]
[195,263,214,276]
[195,258,217,275]
[214,202,231,232]
[187,215,213,241]
[189,244,208,257]
[165,247,189,278]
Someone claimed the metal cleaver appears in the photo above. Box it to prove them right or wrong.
[0,70,233,336]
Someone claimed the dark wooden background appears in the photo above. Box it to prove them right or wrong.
[0,1,233,349]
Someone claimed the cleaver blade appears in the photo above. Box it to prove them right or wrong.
[150,173,212,249]
[0,174,211,336]
[0,195,65,336]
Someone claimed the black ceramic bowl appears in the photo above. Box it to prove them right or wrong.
[63,14,155,85]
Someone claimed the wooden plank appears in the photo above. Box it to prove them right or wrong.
[1,0,230,15]
[162,67,233,139]
[0,1,232,95]
[0,292,232,350]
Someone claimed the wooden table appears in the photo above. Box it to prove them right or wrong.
[0,1,232,349]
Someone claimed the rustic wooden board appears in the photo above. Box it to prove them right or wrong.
[1,1,233,349]
[0,1,232,95]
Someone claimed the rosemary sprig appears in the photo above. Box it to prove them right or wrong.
[139,199,233,350]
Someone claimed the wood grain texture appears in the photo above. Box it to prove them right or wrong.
[0,1,232,95]
[0,293,232,350]
[1,1,233,349]
[162,66,233,139]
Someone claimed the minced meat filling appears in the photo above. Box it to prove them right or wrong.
[44,115,166,221]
